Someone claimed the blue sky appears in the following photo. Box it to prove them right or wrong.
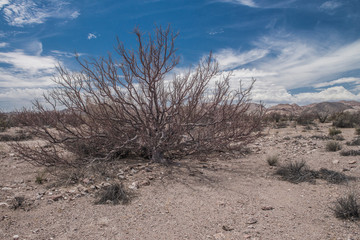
[0,0,360,110]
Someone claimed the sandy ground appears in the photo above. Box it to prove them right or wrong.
[0,123,360,240]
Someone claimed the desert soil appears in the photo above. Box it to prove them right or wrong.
[0,123,360,240]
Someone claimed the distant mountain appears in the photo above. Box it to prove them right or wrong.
[302,102,352,115]
[266,101,360,116]
[267,103,302,116]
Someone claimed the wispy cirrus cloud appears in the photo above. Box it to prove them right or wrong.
[320,1,342,11]
[1,0,79,27]
[216,0,257,7]
[212,32,360,105]
[0,42,8,48]
[87,33,97,40]
[214,48,268,70]
[314,77,360,88]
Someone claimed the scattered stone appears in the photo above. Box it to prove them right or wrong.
[128,182,139,190]
[332,160,339,164]
[13,235,19,240]
[343,168,350,172]
[140,180,150,186]
[82,178,91,184]
[246,218,258,224]
[222,225,234,231]
[348,160,357,164]
[0,202,9,208]
[1,187,12,191]
[51,194,63,201]
[261,206,274,211]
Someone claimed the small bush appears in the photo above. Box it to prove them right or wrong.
[35,172,47,184]
[332,112,360,128]
[275,160,316,184]
[346,138,360,146]
[296,113,315,126]
[329,128,342,136]
[326,141,342,152]
[340,150,360,156]
[266,155,279,166]
[95,183,131,205]
[332,193,360,220]
[355,128,360,135]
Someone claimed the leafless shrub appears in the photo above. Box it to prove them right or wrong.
[332,111,360,128]
[316,111,329,123]
[13,25,264,166]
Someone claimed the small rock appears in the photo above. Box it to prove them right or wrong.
[0,202,9,208]
[51,194,63,201]
[332,160,339,164]
[13,235,19,240]
[128,182,139,190]
[1,187,12,191]
[140,180,150,186]
[222,225,234,231]
[343,168,350,172]
[261,206,274,211]
[246,218,258,224]
[349,160,357,164]
[82,178,90,184]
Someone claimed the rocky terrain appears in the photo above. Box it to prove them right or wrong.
[1,119,360,239]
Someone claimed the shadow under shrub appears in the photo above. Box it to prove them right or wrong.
[346,137,360,146]
[340,149,360,156]
[95,183,132,205]
[275,161,352,184]
[332,193,360,221]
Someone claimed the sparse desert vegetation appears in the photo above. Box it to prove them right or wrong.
[1,27,360,240]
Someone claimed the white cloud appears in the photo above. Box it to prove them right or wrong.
[2,0,79,27]
[0,0,9,8]
[0,42,8,48]
[0,88,47,111]
[87,33,97,40]
[320,1,342,11]
[217,0,257,7]
[0,50,57,74]
[51,50,79,58]
[253,37,360,89]
[70,10,80,19]
[314,77,360,88]
[214,48,268,70]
